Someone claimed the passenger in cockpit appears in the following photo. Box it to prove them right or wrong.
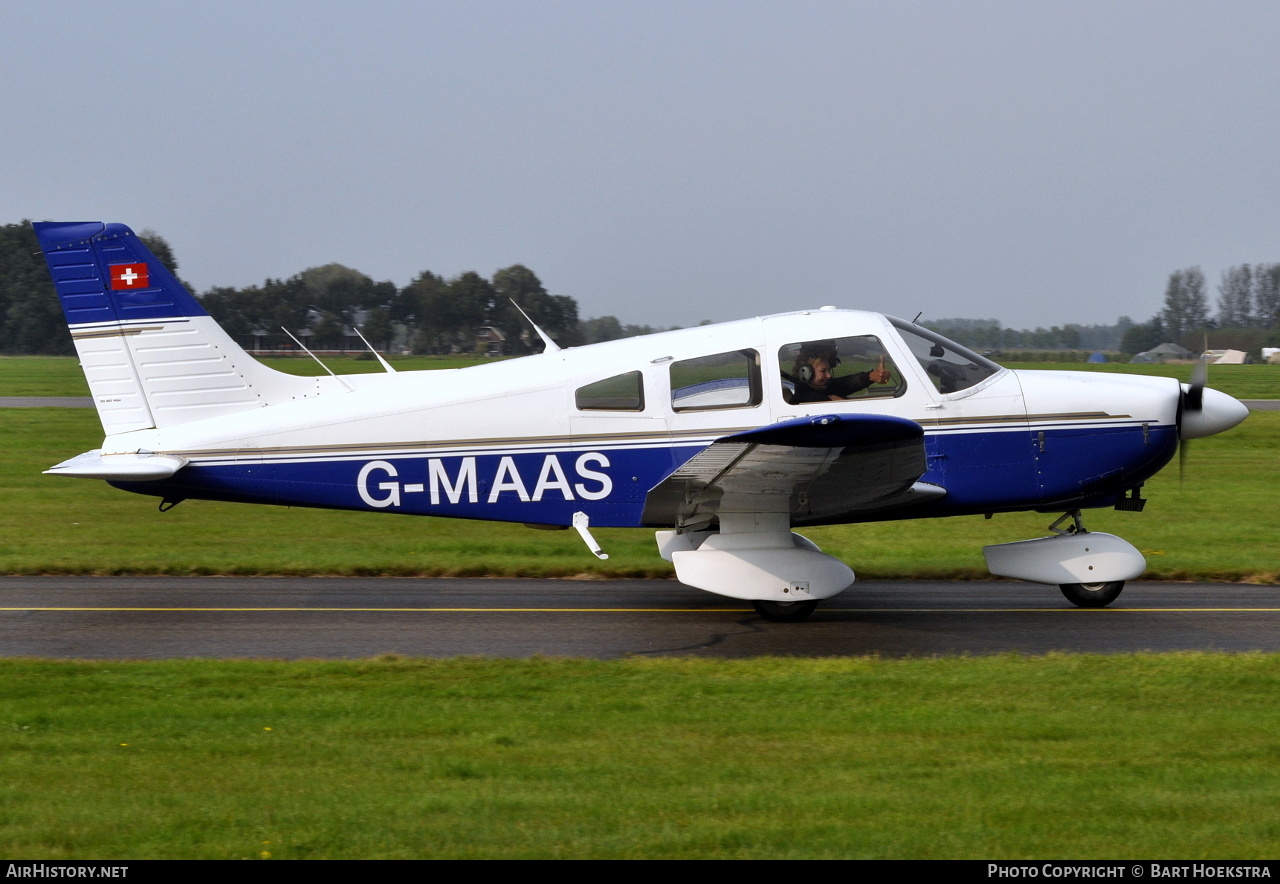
[788,340,891,403]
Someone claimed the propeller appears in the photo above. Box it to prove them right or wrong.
[1185,357,1207,410]
[1178,356,1209,481]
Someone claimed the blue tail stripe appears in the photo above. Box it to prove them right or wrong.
[44,246,116,325]
[33,221,208,324]
[34,221,105,244]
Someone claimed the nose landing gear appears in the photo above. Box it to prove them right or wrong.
[1049,512,1127,608]
[983,509,1145,608]
[751,599,820,622]
[1058,580,1125,608]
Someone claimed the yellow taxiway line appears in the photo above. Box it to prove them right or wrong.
[3,606,1280,614]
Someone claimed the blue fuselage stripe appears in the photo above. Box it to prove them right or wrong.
[111,424,1178,526]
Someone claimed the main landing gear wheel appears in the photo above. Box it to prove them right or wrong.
[1059,581,1125,608]
[751,599,819,622]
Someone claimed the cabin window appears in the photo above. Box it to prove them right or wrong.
[778,335,905,404]
[670,350,762,411]
[889,318,1001,394]
[575,371,645,411]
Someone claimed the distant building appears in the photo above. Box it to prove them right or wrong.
[1130,343,1196,364]
[476,325,507,356]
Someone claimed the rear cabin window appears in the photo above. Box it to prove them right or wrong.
[575,371,645,411]
[670,350,762,411]
[779,335,905,404]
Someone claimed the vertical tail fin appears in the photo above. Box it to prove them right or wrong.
[34,221,313,434]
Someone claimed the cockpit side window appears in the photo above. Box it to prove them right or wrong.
[778,335,905,404]
[576,371,645,411]
[670,349,762,411]
[889,317,1001,394]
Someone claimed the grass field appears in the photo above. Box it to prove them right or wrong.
[2,654,1279,859]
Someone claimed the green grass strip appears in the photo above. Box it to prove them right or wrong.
[1,654,1278,859]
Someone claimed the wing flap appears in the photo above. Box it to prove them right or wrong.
[643,413,937,527]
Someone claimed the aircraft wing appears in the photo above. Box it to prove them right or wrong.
[642,413,941,528]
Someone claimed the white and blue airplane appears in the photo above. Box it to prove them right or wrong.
[33,221,1249,621]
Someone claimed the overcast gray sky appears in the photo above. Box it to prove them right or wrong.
[4,1,1279,330]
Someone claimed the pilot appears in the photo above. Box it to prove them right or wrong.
[788,341,892,403]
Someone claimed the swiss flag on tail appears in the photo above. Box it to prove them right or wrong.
[109,262,149,290]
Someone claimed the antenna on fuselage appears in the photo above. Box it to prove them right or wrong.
[351,324,397,373]
[280,326,355,392]
[912,311,923,323]
[509,299,561,353]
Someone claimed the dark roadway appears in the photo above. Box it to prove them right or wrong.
[2,577,1278,659]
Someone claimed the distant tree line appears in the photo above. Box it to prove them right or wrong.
[0,223,65,353]
[915,262,1280,359]
[0,221,671,357]
[189,260,586,356]
[922,317,1134,354]
[1120,264,1280,357]
[5,219,1278,359]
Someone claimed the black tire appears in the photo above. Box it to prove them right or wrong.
[751,599,819,622]
[1059,581,1124,608]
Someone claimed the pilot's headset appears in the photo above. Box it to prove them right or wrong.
[795,341,840,384]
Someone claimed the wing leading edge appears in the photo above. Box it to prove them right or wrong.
[642,413,941,528]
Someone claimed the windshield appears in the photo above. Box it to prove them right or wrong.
[889,317,1002,394]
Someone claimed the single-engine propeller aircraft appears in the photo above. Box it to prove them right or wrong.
[34,221,1249,620]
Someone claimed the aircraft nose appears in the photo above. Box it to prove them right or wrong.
[1179,386,1250,440]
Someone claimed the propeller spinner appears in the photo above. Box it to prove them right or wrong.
[1178,362,1248,441]
[1177,357,1249,478]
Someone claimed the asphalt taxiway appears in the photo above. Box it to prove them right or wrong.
[2,577,1279,659]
